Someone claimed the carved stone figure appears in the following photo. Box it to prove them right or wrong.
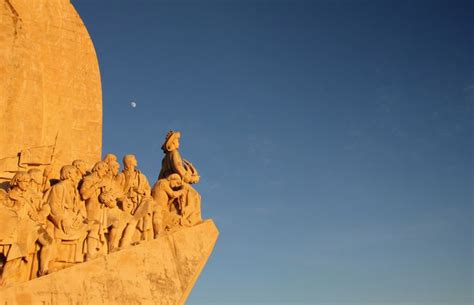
[26,169,51,224]
[72,160,90,179]
[151,174,184,234]
[116,155,153,241]
[47,166,89,270]
[103,153,118,166]
[101,158,140,252]
[0,0,217,300]
[71,160,89,221]
[159,132,196,183]
[1,172,53,285]
[158,131,202,227]
[0,141,213,302]
[80,162,109,260]
[41,166,54,193]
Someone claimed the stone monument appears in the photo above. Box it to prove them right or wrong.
[0,1,218,304]
[0,0,102,186]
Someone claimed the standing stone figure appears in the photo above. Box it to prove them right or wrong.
[1,172,53,285]
[80,161,110,260]
[71,159,90,220]
[157,131,202,227]
[26,169,51,226]
[116,155,153,241]
[102,158,140,252]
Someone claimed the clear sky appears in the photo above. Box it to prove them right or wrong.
[72,1,472,304]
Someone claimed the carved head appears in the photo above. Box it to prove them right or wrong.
[109,160,120,176]
[103,153,118,164]
[99,190,117,208]
[72,159,89,177]
[60,165,80,183]
[161,130,181,152]
[168,173,182,190]
[11,171,31,191]
[27,168,43,186]
[123,155,137,170]
[91,161,109,178]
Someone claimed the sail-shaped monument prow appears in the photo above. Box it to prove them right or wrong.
[0,0,102,182]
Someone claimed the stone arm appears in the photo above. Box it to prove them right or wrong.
[153,180,180,200]
[127,171,151,197]
[24,201,42,223]
[37,202,51,225]
[112,175,126,201]
[151,185,168,209]
[80,176,103,201]
[170,150,189,181]
[47,185,66,228]
[114,173,127,195]
[138,172,151,196]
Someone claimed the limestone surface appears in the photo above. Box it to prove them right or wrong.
[0,220,219,305]
[0,0,102,181]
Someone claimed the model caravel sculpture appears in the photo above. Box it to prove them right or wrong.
[0,1,218,304]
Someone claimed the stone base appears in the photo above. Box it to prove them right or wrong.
[0,220,219,305]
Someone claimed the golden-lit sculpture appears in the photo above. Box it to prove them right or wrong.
[48,166,89,270]
[157,131,203,228]
[0,139,215,305]
[1,130,208,280]
[0,0,217,303]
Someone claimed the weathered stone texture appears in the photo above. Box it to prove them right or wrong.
[0,220,219,305]
[0,0,102,179]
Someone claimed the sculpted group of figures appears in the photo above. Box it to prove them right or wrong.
[0,131,202,287]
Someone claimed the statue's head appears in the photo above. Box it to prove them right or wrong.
[103,153,118,164]
[11,171,31,191]
[109,160,120,176]
[60,165,80,183]
[91,161,109,178]
[27,168,43,186]
[123,154,137,170]
[72,159,89,177]
[168,173,182,190]
[161,130,181,152]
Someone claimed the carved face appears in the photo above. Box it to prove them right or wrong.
[130,156,137,167]
[173,137,180,149]
[169,175,182,190]
[124,155,137,169]
[75,162,88,176]
[96,166,108,178]
[70,169,81,183]
[17,179,30,192]
[110,161,120,176]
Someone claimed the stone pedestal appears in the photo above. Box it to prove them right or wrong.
[0,220,219,305]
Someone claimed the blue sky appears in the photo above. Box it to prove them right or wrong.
[72,1,473,304]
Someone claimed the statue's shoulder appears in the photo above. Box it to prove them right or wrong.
[49,180,68,196]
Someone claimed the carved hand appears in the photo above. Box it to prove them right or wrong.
[62,219,73,235]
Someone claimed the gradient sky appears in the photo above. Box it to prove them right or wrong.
[72,1,473,304]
